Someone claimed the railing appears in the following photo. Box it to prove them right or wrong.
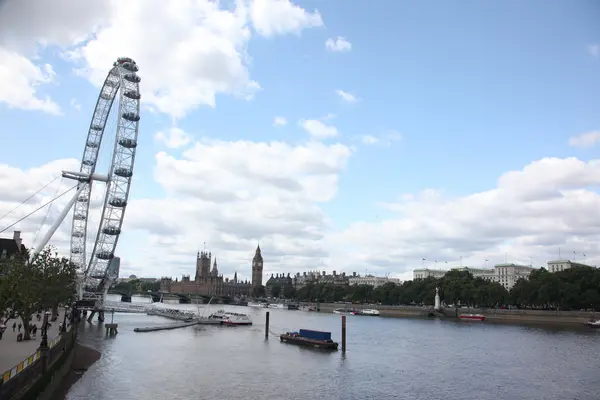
[0,329,76,399]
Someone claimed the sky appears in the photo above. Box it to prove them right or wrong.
[0,0,599,283]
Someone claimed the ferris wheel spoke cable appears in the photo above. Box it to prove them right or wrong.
[0,183,78,235]
[0,175,61,223]
[33,176,64,247]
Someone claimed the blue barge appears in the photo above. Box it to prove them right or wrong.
[280,329,339,350]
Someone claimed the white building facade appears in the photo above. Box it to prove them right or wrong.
[349,275,400,288]
[413,263,536,290]
[413,269,447,280]
[546,260,593,273]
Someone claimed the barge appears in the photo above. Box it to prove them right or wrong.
[459,313,486,321]
[280,329,339,350]
[583,319,600,328]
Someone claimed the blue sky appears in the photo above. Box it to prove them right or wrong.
[1,0,599,279]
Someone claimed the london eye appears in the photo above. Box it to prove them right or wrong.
[29,57,141,314]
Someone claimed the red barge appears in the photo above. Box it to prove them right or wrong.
[280,329,339,350]
[459,313,486,321]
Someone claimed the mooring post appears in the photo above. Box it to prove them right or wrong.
[341,315,346,352]
[265,311,270,339]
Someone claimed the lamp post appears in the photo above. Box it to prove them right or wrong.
[61,305,68,332]
[40,311,50,348]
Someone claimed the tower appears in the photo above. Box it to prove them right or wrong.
[252,244,263,287]
[211,258,219,277]
[195,251,211,281]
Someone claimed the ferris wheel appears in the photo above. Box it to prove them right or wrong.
[31,57,141,310]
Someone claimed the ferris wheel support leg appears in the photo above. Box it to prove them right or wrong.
[30,184,88,261]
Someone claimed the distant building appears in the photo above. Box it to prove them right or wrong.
[0,231,26,260]
[292,270,352,290]
[349,275,400,288]
[265,273,293,297]
[413,269,446,280]
[546,260,594,273]
[160,245,263,297]
[413,263,536,290]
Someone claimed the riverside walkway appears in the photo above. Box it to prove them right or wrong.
[0,309,69,374]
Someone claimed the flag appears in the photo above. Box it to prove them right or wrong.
[445,261,448,264]
[422,257,426,261]
[583,253,587,257]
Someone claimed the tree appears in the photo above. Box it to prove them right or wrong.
[38,248,77,320]
[252,285,265,298]
[271,284,281,298]
[282,284,296,299]
[3,247,77,340]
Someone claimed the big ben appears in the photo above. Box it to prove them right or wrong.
[251,244,263,287]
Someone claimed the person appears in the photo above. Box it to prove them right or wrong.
[12,322,16,331]
[17,322,22,332]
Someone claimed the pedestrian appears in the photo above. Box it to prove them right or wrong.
[12,322,16,331]
[17,323,22,332]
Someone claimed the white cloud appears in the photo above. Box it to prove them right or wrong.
[249,0,323,37]
[569,131,600,148]
[588,44,600,58]
[298,119,339,139]
[69,98,81,112]
[0,135,352,280]
[359,130,402,146]
[155,127,193,149]
[336,89,358,103]
[5,151,600,281]
[273,116,287,126]
[0,48,61,114]
[0,0,323,119]
[325,36,352,52]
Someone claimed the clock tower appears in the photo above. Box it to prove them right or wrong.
[251,244,263,288]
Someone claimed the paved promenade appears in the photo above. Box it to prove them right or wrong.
[0,310,70,374]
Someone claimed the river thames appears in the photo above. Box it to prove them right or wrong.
[65,297,600,400]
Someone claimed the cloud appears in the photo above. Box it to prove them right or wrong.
[1,134,352,280]
[327,157,600,279]
[0,49,61,114]
[569,131,600,148]
[325,36,352,52]
[335,90,358,103]
[359,130,402,146]
[298,119,339,139]
[155,127,193,149]
[588,44,600,58]
[248,0,323,37]
[69,98,81,112]
[273,116,287,127]
[0,0,323,119]
[5,151,600,282]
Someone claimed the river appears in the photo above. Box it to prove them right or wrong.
[65,295,600,400]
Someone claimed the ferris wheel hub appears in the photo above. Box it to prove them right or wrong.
[62,170,109,183]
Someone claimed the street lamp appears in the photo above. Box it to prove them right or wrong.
[61,305,68,332]
[40,311,50,348]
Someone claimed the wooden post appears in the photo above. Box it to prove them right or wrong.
[341,315,346,352]
[265,311,270,339]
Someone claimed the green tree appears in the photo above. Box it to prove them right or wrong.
[252,285,265,298]
[271,284,281,298]
[282,284,296,299]
[38,248,77,321]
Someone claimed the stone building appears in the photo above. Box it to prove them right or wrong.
[292,270,352,290]
[160,245,264,297]
[265,273,293,297]
[0,231,26,260]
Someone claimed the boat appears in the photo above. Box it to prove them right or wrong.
[357,309,380,316]
[280,329,338,350]
[333,308,357,315]
[583,319,600,328]
[300,306,317,312]
[247,302,267,308]
[459,313,485,321]
[208,309,252,325]
[268,303,286,309]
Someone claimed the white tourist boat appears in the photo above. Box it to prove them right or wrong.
[247,302,267,308]
[333,308,357,316]
[584,319,600,328]
[268,303,286,309]
[358,309,380,316]
[209,309,252,325]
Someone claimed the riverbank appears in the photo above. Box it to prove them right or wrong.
[51,344,101,400]
[313,303,597,326]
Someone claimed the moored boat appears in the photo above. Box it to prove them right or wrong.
[357,309,380,316]
[268,303,286,309]
[300,306,317,312]
[583,319,600,328]
[247,302,267,308]
[333,308,357,315]
[459,313,485,321]
[280,329,339,350]
[208,309,252,325]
